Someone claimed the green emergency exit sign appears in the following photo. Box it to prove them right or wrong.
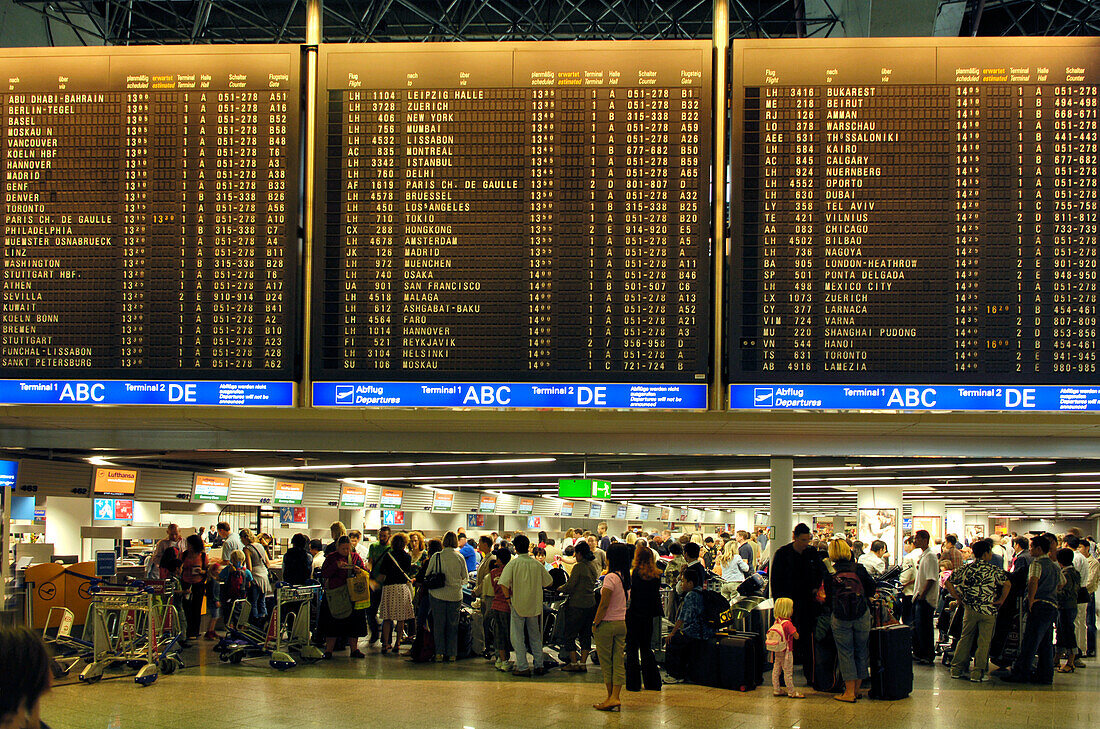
[558,478,612,500]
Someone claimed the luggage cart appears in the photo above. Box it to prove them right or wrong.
[218,583,324,669]
[78,580,184,687]
[42,607,94,676]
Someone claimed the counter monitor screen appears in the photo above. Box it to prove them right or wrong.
[730,38,1100,412]
[192,474,230,502]
[93,467,137,497]
[431,490,454,512]
[518,498,534,515]
[0,46,301,394]
[312,42,712,410]
[273,481,304,505]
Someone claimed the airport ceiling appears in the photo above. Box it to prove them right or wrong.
[13,0,1100,45]
[7,448,1100,519]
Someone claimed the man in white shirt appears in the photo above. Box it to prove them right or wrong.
[218,521,244,563]
[498,534,553,677]
[858,540,888,577]
[913,530,940,664]
[148,523,185,578]
[1082,539,1100,657]
[899,536,922,625]
[1064,535,1089,667]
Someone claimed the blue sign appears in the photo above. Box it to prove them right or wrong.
[730,384,1100,412]
[95,550,117,578]
[314,382,707,410]
[93,498,115,521]
[903,518,913,531]
[0,460,16,489]
[11,496,34,521]
[33,508,45,521]
[0,380,295,406]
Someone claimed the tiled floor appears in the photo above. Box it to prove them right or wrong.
[43,644,1100,729]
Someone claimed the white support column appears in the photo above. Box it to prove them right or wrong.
[909,499,946,550]
[734,508,752,533]
[857,487,904,568]
[770,458,793,558]
[946,508,966,538]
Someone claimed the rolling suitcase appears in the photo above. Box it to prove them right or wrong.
[689,638,723,687]
[869,624,913,700]
[716,633,763,691]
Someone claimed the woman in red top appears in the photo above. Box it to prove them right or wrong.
[488,548,513,671]
[319,536,368,658]
[180,534,208,641]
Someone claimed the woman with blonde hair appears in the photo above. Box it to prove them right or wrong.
[826,538,876,703]
[625,532,637,546]
[239,528,273,610]
[326,521,347,555]
[407,531,427,569]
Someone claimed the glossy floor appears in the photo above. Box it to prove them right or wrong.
[44,645,1100,729]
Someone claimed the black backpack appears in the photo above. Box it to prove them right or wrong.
[832,569,866,621]
[698,588,731,627]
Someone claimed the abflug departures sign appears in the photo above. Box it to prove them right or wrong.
[0,46,301,406]
[729,38,1100,412]
[311,42,712,409]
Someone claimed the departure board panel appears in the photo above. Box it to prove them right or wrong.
[312,42,710,409]
[0,46,299,405]
[730,39,1100,411]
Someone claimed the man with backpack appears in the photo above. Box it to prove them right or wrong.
[147,524,184,579]
[662,565,726,680]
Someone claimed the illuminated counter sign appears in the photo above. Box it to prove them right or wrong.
[616,504,628,519]
[380,489,403,510]
[560,501,574,518]
[312,382,706,410]
[340,485,367,508]
[729,38,1100,411]
[274,481,304,505]
[193,474,230,502]
[479,494,498,514]
[311,41,713,409]
[0,381,295,406]
[93,468,137,497]
[0,46,302,390]
[518,498,534,515]
[432,491,454,512]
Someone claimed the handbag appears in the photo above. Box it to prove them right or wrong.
[423,553,447,590]
[325,583,353,619]
[1078,587,1090,604]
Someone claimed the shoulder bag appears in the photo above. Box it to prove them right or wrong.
[423,552,447,590]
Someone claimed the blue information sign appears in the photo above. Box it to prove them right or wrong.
[730,384,1100,412]
[0,380,295,406]
[0,460,16,489]
[313,382,707,410]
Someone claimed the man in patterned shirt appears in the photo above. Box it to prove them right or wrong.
[945,539,1011,682]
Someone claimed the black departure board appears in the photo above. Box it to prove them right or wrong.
[0,46,300,382]
[729,39,1100,411]
[312,42,711,391]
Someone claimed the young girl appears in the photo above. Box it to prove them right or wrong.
[768,597,804,698]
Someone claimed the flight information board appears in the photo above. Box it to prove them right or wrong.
[0,46,300,406]
[730,39,1100,412]
[312,42,710,409]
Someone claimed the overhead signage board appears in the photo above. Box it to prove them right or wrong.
[518,498,534,516]
[192,474,231,502]
[380,488,404,510]
[616,504,628,519]
[0,460,17,490]
[431,491,454,512]
[311,41,713,411]
[93,468,137,497]
[729,37,1100,412]
[560,501,574,518]
[339,485,367,508]
[273,481,304,505]
[479,494,498,514]
[589,502,603,519]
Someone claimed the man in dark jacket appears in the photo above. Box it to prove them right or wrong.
[770,523,823,672]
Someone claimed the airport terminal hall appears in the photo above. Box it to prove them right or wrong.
[4,0,1100,728]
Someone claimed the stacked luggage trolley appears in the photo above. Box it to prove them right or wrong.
[216,582,324,669]
[77,580,184,686]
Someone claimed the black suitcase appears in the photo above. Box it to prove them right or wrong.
[808,633,844,693]
[716,633,762,691]
[869,624,913,700]
[689,638,723,687]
